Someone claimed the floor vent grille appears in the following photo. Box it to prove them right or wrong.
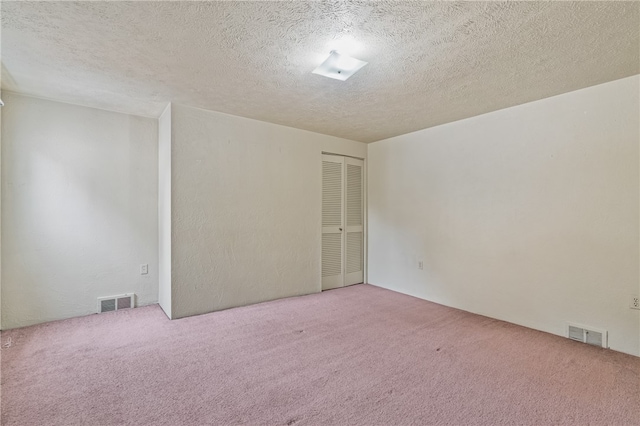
[98,294,135,313]
[566,323,607,348]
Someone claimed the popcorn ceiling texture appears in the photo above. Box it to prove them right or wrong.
[2,1,639,142]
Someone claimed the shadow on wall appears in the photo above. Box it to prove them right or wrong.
[2,96,158,328]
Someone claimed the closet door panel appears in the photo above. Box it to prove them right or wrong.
[344,158,364,286]
[322,155,344,290]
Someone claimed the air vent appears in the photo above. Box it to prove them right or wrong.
[566,322,607,348]
[97,294,135,313]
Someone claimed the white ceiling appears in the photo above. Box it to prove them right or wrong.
[2,1,638,143]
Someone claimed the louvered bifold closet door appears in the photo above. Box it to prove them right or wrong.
[322,155,345,290]
[344,157,364,286]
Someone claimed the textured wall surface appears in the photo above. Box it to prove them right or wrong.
[2,1,638,142]
[368,76,640,356]
[1,93,159,329]
[0,88,3,330]
[158,104,171,319]
[171,103,365,319]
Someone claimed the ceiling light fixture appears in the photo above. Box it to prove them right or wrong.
[312,51,367,81]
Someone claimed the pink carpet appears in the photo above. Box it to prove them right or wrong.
[1,284,639,425]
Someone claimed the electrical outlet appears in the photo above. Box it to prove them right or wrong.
[140,264,148,275]
[631,296,640,310]
[418,261,424,270]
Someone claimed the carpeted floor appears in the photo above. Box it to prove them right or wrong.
[1,284,639,425]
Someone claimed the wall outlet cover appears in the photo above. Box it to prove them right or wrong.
[631,296,640,310]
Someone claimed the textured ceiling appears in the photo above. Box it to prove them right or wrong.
[2,1,639,143]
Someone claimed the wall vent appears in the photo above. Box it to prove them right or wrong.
[97,294,135,313]
[566,322,607,348]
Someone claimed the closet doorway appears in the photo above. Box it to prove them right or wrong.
[321,154,364,290]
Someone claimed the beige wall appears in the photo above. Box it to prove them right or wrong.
[169,103,366,319]
[368,75,640,356]
[1,93,159,328]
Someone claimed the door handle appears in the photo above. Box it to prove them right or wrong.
[339,228,343,231]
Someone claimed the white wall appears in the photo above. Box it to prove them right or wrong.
[368,75,640,356]
[0,89,3,330]
[170,103,366,319]
[158,103,172,319]
[1,93,159,329]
